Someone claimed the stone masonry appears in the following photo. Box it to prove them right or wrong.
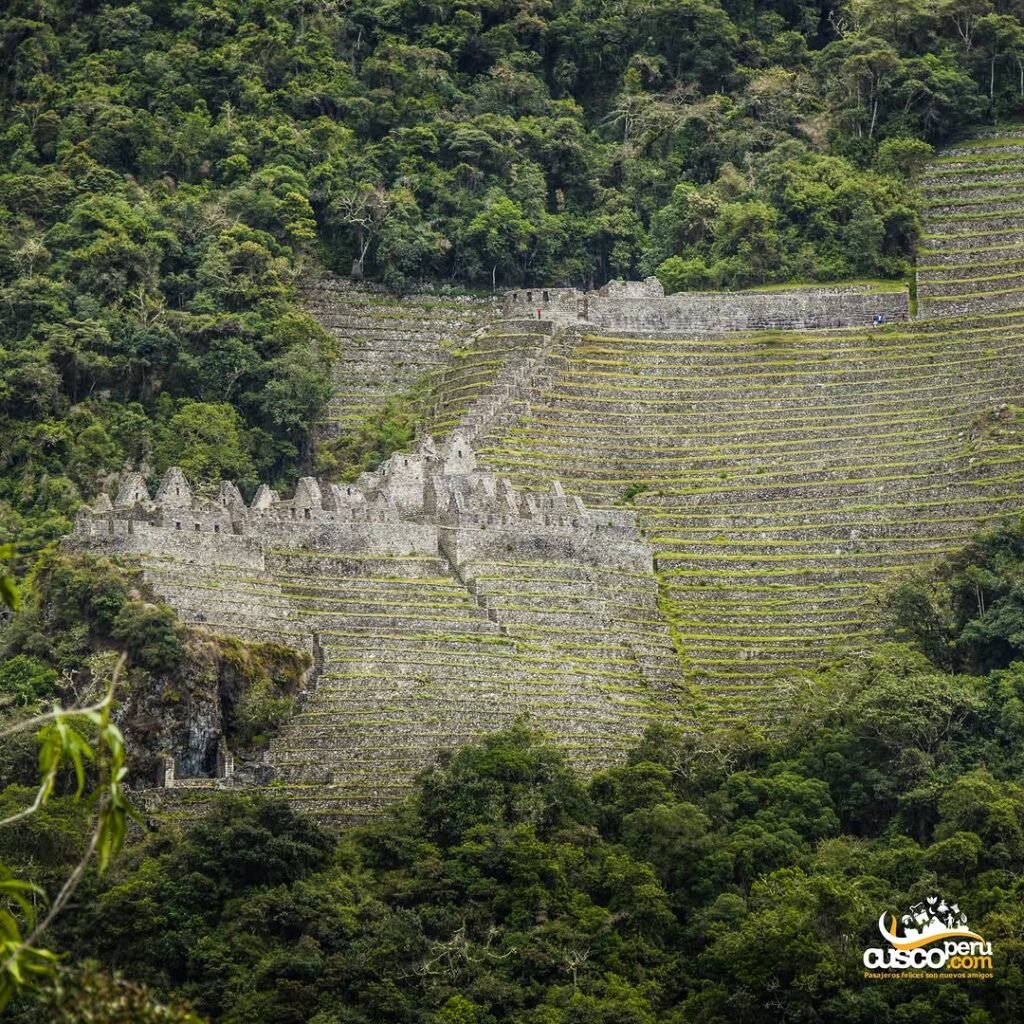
[916,131,1024,318]
[70,435,689,817]
[71,434,650,576]
[503,277,910,332]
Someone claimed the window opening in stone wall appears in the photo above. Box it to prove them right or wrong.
[214,524,220,533]
[543,290,549,302]
[194,523,200,531]
[175,521,181,530]
[304,508,311,520]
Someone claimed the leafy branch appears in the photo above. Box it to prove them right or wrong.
[0,654,140,1011]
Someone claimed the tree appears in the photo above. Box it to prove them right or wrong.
[466,190,535,288]
[709,200,785,286]
[153,402,257,488]
[0,655,59,706]
[257,345,336,470]
[940,0,995,52]
[374,188,449,290]
[329,185,396,278]
[642,182,720,274]
[875,136,933,177]
[977,14,1024,103]
[819,35,902,138]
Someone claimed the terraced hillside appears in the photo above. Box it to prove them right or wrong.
[130,536,687,820]
[476,315,1024,724]
[422,321,551,439]
[268,553,686,819]
[118,132,1024,812]
[918,130,1024,317]
[303,277,499,439]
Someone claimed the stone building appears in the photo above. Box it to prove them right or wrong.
[72,432,651,575]
[503,277,910,332]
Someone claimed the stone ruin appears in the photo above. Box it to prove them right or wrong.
[69,432,687,813]
[503,276,910,332]
[70,431,650,576]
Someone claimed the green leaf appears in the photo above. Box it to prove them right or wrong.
[0,574,18,612]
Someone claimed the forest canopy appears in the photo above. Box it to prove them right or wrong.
[3,0,1021,567]
[3,517,1024,1022]
[2,0,1019,298]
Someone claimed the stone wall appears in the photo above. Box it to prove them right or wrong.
[503,278,909,333]
[916,131,1024,320]
[71,518,268,570]
[69,434,646,576]
[438,489,649,574]
[303,276,501,440]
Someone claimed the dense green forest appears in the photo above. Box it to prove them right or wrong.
[2,0,1019,553]
[2,520,1024,1022]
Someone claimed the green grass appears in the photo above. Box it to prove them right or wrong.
[922,192,1024,210]
[726,277,907,294]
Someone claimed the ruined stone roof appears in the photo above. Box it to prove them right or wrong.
[77,437,640,541]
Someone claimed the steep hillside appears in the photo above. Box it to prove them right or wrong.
[71,445,690,821]
[457,139,1024,727]
[475,317,1024,724]
[10,3,1024,1016]
[30,133,1024,811]
[304,279,498,441]
[266,551,687,819]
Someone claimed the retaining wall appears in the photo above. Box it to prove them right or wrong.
[504,279,909,333]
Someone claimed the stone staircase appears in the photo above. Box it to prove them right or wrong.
[426,318,583,451]
[138,540,692,823]
[448,320,557,445]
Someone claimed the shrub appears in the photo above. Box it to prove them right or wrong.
[110,602,184,674]
[0,654,60,705]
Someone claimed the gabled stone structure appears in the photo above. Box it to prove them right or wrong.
[69,438,688,817]
[71,434,650,576]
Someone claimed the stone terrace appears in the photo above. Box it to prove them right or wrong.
[918,130,1024,318]
[72,131,1024,813]
[476,314,1024,724]
[303,276,499,439]
[71,445,690,821]
[266,552,687,820]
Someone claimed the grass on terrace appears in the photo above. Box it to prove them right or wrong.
[472,302,1024,726]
